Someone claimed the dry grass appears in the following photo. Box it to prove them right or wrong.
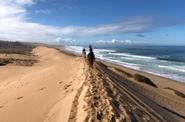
[164,87,185,99]
[0,41,36,55]
[0,41,38,66]
[134,74,157,88]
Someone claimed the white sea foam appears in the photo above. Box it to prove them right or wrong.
[109,52,156,60]
[120,57,135,60]
[63,45,185,83]
[147,71,185,82]
[158,65,185,73]
[93,49,116,59]
[102,58,141,70]
[94,49,116,53]
[65,45,83,54]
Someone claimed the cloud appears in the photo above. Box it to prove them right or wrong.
[1,9,151,42]
[0,1,185,43]
[0,1,26,18]
[0,0,60,42]
[136,34,145,37]
[123,40,133,44]
[95,39,134,44]
[14,0,34,5]
[0,0,34,5]
[59,17,154,36]
[54,37,77,45]
[35,9,51,14]
[0,1,155,43]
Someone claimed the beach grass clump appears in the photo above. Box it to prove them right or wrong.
[174,91,185,99]
[0,41,36,55]
[164,87,185,99]
[0,58,37,66]
[0,58,13,66]
[134,74,157,88]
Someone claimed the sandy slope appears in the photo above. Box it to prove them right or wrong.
[82,62,185,122]
[0,46,86,122]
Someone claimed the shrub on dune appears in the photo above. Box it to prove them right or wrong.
[134,74,157,88]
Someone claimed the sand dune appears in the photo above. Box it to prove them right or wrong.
[0,46,86,122]
[1,46,185,122]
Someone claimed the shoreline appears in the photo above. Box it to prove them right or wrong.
[101,58,185,83]
[100,59,185,93]
[53,45,185,93]
[54,45,185,102]
[63,45,185,83]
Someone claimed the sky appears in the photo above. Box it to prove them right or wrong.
[0,0,185,45]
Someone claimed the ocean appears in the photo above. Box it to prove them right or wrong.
[64,45,185,83]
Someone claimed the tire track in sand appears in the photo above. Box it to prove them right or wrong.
[68,61,185,122]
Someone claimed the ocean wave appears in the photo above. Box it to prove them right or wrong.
[158,65,185,73]
[102,58,141,70]
[109,53,156,60]
[63,45,185,82]
[120,57,136,60]
[65,46,83,54]
[157,57,185,63]
[146,71,185,82]
[94,49,116,53]
[65,46,116,55]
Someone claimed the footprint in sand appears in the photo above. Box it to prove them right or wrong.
[66,89,74,93]
[17,96,24,100]
[58,81,63,84]
[38,87,46,91]
[64,84,71,89]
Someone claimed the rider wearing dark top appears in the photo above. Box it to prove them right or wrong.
[87,45,95,68]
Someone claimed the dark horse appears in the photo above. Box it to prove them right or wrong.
[87,51,95,68]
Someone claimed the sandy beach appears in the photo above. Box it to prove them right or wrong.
[0,45,185,122]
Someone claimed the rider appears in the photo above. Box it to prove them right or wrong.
[82,48,86,59]
[87,45,95,68]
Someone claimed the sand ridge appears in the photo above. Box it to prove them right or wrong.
[81,62,185,122]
